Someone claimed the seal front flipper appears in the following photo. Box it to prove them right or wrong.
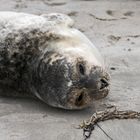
[41,13,74,27]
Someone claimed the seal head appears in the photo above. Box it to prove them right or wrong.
[30,15,110,109]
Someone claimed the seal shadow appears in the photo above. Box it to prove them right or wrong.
[0,95,98,120]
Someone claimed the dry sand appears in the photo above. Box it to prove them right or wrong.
[0,0,140,140]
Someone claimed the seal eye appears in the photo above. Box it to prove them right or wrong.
[78,64,85,75]
[75,92,84,106]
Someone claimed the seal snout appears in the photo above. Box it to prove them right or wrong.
[83,71,109,91]
[80,66,110,100]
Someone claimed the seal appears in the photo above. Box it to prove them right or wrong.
[0,12,110,109]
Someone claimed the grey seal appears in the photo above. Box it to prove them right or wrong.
[0,12,110,109]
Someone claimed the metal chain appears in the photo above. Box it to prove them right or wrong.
[78,106,140,140]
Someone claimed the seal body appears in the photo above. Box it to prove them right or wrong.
[0,12,110,109]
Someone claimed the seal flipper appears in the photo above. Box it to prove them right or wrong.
[41,13,74,27]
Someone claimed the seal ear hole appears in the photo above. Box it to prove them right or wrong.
[75,92,84,106]
[78,64,85,75]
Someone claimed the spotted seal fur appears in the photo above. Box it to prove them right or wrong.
[0,12,110,109]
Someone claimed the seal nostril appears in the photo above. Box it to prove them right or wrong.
[100,78,109,90]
